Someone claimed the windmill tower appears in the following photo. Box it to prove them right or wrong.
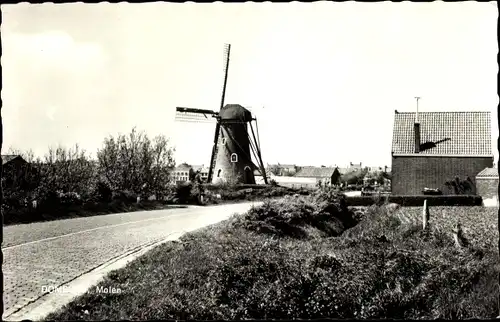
[175,44,268,185]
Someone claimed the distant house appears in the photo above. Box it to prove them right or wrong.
[191,165,210,181]
[365,165,390,173]
[391,111,493,195]
[266,163,297,176]
[295,166,340,185]
[2,155,27,167]
[349,162,363,171]
[171,163,192,184]
[171,164,211,184]
[1,155,33,190]
[279,164,297,176]
[476,167,498,206]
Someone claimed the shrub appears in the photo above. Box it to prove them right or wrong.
[444,177,476,195]
[95,181,113,202]
[59,191,83,206]
[313,185,344,204]
[112,190,138,203]
[231,195,356,239]
[175,182,197,204]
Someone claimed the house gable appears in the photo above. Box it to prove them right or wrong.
[392,111,492,157]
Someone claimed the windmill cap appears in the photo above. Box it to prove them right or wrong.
[219,104,253,121]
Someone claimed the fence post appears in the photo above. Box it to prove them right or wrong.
[453,222,465,249]
[422,199,429,230]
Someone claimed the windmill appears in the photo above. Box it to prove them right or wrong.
[174,44,269,185]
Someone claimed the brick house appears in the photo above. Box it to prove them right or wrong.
[476,167,498,206]
[391,111,493,195]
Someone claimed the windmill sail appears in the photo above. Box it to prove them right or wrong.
[174,107,217,123]
[207,43,231,183]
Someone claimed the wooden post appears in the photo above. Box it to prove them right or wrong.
[422,199,429,230]
[453,222,463,249]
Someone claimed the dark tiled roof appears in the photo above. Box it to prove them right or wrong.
[1,155,25,165]
[392,111,492,156]
[476,167,498,178]
[295,167,337,178]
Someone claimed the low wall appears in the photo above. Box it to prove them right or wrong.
[256,175,317,188]
[345,195,483,207]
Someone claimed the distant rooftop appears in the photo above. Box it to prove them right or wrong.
[1,155,25,165]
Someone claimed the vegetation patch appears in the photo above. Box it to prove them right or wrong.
[45,193,498,320]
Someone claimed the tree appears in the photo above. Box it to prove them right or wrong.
[341,168,368,185]
[97,128,175,198]
[188,167,196,182]
[331,168,341,186]
[36,144,97,199]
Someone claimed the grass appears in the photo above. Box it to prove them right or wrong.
[45,196,500,320]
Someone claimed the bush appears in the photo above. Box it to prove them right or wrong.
[175,182,197,204]
[112,190,138,203]
[231,195,356,239]
[95,181,112,202]
[59,191,83,206]
[314,186,345,204]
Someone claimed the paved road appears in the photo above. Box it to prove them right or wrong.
[2,202,261,320]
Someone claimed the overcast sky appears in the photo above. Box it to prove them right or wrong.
[1,2,498,167]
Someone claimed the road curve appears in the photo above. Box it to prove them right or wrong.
[2,201,261,320]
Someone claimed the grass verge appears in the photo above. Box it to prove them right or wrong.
[45,196,500,320]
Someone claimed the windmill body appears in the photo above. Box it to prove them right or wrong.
[213,104,256,184]
[174,44,268,185]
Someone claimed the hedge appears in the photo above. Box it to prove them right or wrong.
[345,195,483,207]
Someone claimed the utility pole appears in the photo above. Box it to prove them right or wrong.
[414,96,421,123]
